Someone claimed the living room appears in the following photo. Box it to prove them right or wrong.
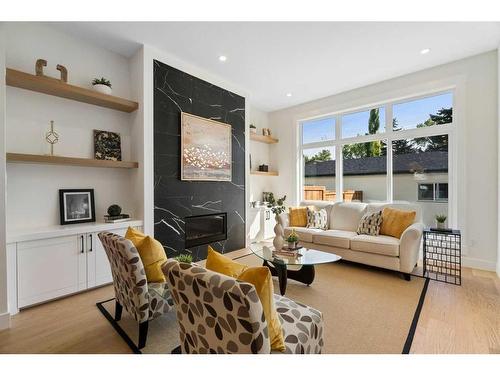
[1,1,499,373]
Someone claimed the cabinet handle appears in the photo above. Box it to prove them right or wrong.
[80,235,84,254]
[89,234,93,252]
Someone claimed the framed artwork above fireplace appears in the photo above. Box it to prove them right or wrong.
[181,112,232,181]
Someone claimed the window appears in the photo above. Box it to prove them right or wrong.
[393,92,452,131]
[299,90,453,227]
[342,107,385,139]
[417,183,448,201]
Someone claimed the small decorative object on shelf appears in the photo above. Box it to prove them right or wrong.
[35,59,68,82]
[423,228,461,285]
[434,214,447,230]
[262,128,269,136]
[258,164,269,172]
[104,204,131,223]
[94,130,122,161]
[45,120,59,156]
[35,59,47,76]
[92,77,112,95]
[250,124,257,134]
[56,64,68,83]
[174,254,193,263]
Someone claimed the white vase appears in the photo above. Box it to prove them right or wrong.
[93,84,112,95]
[436,221,446,230]
[273,220,284,250]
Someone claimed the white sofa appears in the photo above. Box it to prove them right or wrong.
[278,201,424,278]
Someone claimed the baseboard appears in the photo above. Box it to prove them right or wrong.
[0,311,11,331]
[462,256,497,272]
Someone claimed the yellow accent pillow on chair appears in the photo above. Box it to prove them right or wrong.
[379,207,416,239]
[125,227,167,283]
[288,206,308,227]
[205,246,285,352]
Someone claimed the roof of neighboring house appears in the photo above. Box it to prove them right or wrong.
[304,151,448,177]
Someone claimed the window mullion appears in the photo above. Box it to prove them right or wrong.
[335,114,342,202]
[386,104,393,202]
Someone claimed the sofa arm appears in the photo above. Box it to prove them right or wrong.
[276,212,289,228]
[399,222,424,273]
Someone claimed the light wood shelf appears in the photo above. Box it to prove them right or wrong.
[250,170,279,176]
[250,133,279,144]
[6,153,139,169]
[6,68,139,113]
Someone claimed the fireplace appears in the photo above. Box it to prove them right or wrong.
[185,213,227,248]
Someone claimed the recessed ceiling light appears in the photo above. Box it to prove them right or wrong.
[286,93,292,97]
[218,55,227,62]
[420,48,431,55]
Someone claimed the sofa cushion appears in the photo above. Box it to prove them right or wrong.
[350,235,400,257]
[379,207,416,239]
[284,227,325,243]
[329,202,367,231]
[313,230,358,249]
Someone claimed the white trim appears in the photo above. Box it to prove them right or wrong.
[0,312,10,331]
[462,256,497,272]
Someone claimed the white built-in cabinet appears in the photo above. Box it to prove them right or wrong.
[248,207,276,243]
[7,221,143,314]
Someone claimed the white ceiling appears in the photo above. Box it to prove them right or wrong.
[51,22,500,112]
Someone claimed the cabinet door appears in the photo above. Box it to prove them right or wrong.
[17,235,86,308]
[248,208,262,243]
[263,210,276,239]
[89,228,127,288]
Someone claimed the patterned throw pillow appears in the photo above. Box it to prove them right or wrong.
[357,211,383,236]
[307,208,328,230]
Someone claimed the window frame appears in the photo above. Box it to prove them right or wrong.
[299,89,454,209]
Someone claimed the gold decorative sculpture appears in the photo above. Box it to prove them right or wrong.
[45,120,60,156]
[35,59,68,83]
[35,59,47,76]
[56,64,68,82]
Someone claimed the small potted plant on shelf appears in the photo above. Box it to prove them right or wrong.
[92,77,112,95]
[174,253,193,264]
[286,229,299,250]
[250,124,257,134]
[435,214,447,230]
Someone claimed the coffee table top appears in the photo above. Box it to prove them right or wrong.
[249,242,341,266]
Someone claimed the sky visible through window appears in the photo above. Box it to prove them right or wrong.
[302,92,452,144]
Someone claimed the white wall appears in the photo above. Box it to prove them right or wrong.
[269,51,498,271]
[4,23,139,231]
[249,106,275,202]
[0,24,10,330]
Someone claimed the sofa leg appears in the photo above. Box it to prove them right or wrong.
[138,321,149,349]
[402,273,411,281]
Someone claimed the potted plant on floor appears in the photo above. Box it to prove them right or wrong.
[267,193,286,249]
[92,77,112,95]
[435,214,447,230]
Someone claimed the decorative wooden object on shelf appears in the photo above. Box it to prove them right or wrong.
[6,153,138,169]
[250,133,279,144]
[250,170,279,176]
[6,68,138,113]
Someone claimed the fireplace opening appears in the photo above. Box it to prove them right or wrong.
[185,212,227,248]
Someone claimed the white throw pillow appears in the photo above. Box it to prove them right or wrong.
[307,208,328,230]
[357,210,383,236]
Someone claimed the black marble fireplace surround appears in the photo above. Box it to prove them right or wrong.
[153,60,246,261]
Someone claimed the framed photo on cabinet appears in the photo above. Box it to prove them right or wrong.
[59,189,96,225]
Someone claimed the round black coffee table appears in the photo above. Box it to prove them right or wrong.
[249,243,341,295]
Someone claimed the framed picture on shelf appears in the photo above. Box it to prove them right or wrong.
[94,130,122,161]
[59,189,96,225]
[181,112,232,181]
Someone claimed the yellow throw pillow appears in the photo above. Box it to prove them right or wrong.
[205,247,285,352]
[289,206,308,227]
[125,227,167,283]
[379,207,416,239]
[205,246,248,278]
[238,267,286,352]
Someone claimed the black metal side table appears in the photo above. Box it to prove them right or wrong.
[423,229,461,285]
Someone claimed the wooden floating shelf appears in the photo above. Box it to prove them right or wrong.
[250,170,279,176]
[6,153,139,169]
[250,133,279,144]
[6,68,139,113]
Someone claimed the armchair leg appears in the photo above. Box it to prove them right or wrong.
[115,301,123,322]
[402,273,411,281]
[138,321,149,349]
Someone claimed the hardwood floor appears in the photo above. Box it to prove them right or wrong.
[0,263,498,354]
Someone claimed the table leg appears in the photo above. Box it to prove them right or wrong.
[263,260,288,295]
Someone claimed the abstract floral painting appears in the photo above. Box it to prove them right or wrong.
[181,112,232,181]
[94,130,121,161]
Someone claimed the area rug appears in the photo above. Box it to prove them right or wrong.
[97,255,428,354]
